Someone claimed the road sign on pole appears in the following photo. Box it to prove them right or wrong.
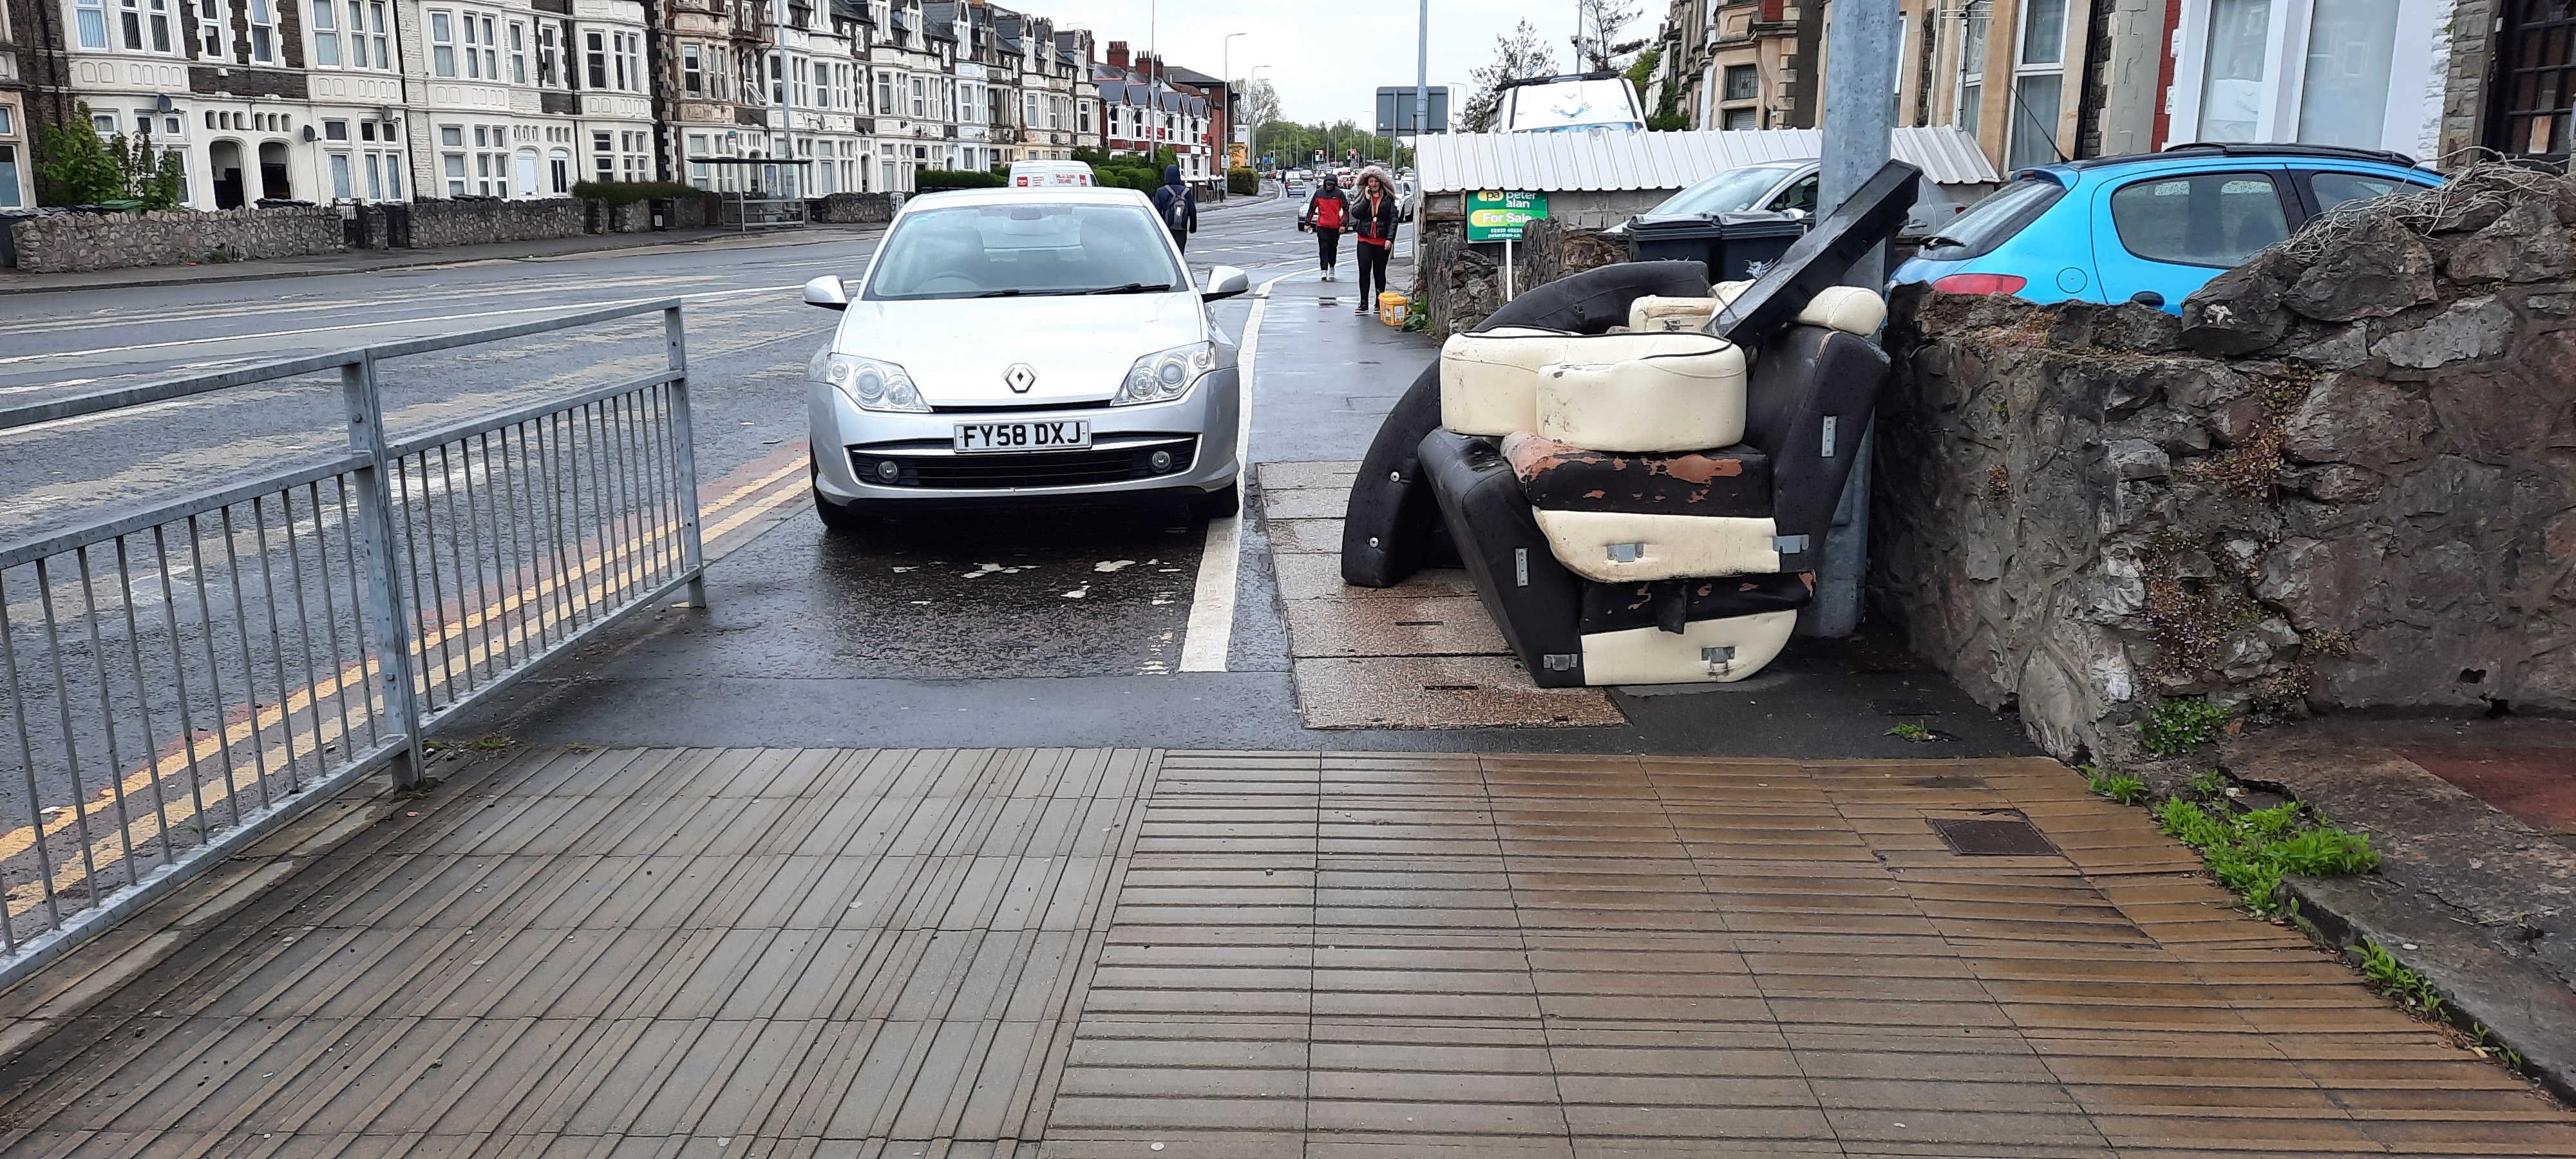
[1374,86,1450,135]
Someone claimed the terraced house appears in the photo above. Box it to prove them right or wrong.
[3,0,1126,204]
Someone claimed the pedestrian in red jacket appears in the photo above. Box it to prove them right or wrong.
[1299,173,1350,281]
[1347,165,1400,314]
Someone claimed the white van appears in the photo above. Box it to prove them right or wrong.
[1008,160,1095,188]
[1498,73,1646,134]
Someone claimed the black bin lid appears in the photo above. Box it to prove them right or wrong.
[1620,209,1810,240]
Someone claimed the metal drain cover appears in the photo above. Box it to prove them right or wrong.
[1929,815,2060,857]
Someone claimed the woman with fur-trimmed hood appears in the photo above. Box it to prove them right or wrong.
[1346,165,1401,314]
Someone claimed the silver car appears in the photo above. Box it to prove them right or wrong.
[800,186,1250,532]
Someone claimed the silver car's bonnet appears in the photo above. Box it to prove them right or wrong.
[829,292,1211,407]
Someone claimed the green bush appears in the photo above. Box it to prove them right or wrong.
[1226,167,1258,195]
[913,169,1007,190]
[571,180,701,206]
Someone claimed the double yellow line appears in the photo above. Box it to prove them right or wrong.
[3,445,813,921]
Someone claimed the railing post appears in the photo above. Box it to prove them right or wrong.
[340,353,428,787]
[663,305,710,609]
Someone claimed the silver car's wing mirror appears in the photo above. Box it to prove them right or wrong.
[1203,265,1251,302]
[802,275,851,310]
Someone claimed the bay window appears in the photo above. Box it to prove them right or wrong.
[683,44,703,95]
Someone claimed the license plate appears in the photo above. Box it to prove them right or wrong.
[952,420,1090,453]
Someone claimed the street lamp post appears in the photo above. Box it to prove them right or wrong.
[1413,0,1428,155]
[1247,65,1270,169]
[1222,32,1245,173]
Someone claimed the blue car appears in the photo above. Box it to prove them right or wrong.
[1891,143,2443,313]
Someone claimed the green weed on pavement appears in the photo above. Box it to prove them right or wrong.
[2155,798,2377,914]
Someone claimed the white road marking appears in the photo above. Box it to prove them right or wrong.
[1179,270,1299,674]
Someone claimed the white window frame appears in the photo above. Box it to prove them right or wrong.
[194,0,221,57]
[617,30,640,91]
[247,0,275,61]
[430,10,457,76]
[509,21,527,83]
[310,0,341,66]
[2005,0,2067,169]
[75,0,108,49]
[2164,0,2441,154]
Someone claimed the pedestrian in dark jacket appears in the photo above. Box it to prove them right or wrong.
[1347,165,1401,313]
[1151,164,1197,253]
[1299,173,1350,281]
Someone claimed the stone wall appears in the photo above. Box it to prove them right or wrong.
[810,192,898,224]
[393,198,588,249]
[8,205,345,274]
[1414,215,1629,337]
[1874,168,2576,768]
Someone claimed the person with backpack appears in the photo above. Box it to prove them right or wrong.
[1299,173,1349,280]
[1152,164,1197,253]
[1347,165,1401,314]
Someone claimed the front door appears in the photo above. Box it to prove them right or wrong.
[2488,0,2576,158]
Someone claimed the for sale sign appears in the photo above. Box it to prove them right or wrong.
[1466,191,1548,242]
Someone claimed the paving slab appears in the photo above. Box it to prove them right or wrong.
[2225,717,2576,1103]
[13,746,2561,1154]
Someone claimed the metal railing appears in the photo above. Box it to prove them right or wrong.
[0,301,705,986]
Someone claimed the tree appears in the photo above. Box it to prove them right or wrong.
[37,104,186,209]
[115,135,187,209]
[1461,21,1559,133]
[1234,79,1282,138]
[1626,47,1690,130]
[36,107,122,207]
[1572,0,1647,72]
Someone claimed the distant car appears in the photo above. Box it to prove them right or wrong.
[800,187,1250,529]
[1007,159,1094,187]
[1497,72,1645,133]
[1396,178,1417,222]
[1609,158,1968,240]
[1286,180,1309,198]
[1891,143,2443,313]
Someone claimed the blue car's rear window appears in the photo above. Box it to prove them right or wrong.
[1917,178,2066,259]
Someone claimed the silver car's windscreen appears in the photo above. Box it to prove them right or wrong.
[864,202,1186,299]
[1649,164,1803,217]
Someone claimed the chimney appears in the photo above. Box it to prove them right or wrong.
[1107,40,1128,70]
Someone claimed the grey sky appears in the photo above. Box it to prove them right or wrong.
[1032,0,1582,130]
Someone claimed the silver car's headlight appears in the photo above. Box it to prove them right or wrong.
[1113,342,1216,406]
[816,352,928,413]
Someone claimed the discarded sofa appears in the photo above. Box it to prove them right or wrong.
[1341,160,1922,688]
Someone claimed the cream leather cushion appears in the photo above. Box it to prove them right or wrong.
[1438,328,1728,437]
[1530,508,1779,583]
[1625,296,1719,334]
[1797,285,1886,335]
[1580,609,1798,685]
[1703,281,1884,336]
[1532,344,1748,452]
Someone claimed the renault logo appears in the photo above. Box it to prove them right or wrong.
[1004,364,1038,393]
